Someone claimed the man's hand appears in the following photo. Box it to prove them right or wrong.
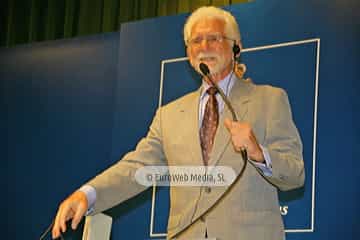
[224,118,265,163]
[52,191,88,239]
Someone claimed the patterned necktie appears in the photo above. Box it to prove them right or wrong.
[200,87,219,166]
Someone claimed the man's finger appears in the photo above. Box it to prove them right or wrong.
[59,203,71,233]
[71,202,86,230]
[249,132,257,145]
[52,206,63,239]
[224,118,233,132]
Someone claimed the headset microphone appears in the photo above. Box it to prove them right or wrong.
[232,43,241,58]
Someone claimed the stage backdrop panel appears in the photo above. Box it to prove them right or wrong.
[1,0,359,239]
[110,0,359,239]
[1,33,120,239]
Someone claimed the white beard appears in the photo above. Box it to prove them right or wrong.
[190,52,230,76]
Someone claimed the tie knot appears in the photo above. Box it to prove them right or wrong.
[207,87,218,96]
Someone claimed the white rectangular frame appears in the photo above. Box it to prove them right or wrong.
[150,38,320,237]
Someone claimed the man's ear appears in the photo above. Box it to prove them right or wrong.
[233,40,241,59]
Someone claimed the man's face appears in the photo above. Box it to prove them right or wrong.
[186,18,233,82]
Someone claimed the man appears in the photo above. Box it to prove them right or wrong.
[52,6,304,240]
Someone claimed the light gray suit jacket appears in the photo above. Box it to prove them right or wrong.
[87,78,305,240]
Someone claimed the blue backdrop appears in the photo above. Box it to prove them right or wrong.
[1,0,359,239]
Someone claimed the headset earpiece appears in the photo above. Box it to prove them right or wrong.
[232,43,241,57]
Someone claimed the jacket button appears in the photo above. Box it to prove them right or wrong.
[205,187,211,193]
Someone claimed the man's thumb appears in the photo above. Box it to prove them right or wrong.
[224,118,232,131]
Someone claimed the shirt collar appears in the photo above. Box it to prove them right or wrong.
[200,71,235,100]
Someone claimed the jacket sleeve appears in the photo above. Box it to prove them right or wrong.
[87,108,166,214]
[262,88,305,191]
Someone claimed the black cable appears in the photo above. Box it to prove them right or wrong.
[39,220,64,240]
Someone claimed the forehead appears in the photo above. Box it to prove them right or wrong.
[190,18,226,37]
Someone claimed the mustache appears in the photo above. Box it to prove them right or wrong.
[196,52,220,62]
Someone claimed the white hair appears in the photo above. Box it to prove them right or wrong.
[183,6,242,48]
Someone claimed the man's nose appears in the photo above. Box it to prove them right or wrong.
[199,39,210,50]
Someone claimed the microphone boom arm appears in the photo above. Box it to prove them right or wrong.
[204,75,238,122]
[199,62,248,163]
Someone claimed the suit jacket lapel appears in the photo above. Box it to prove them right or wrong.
[186,79,255,227]
[176,79,253,167]
[209,78,253,167]
[177,87,203,165]
[169,79,255,239]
